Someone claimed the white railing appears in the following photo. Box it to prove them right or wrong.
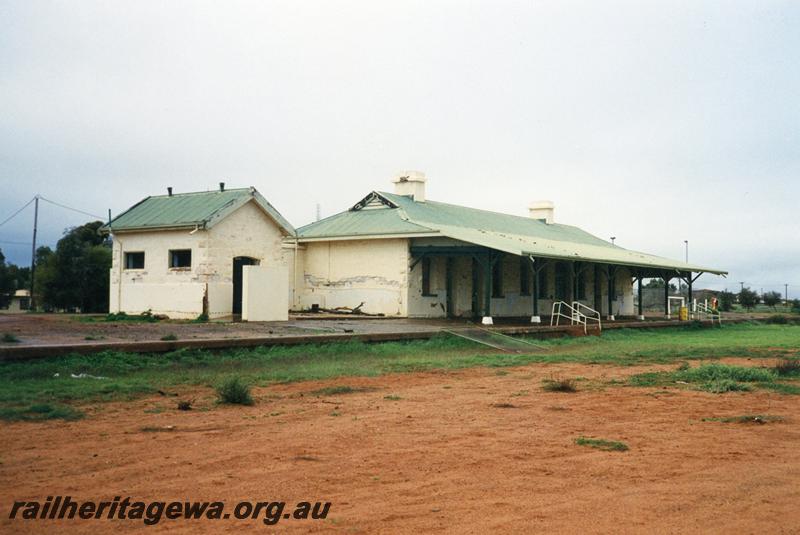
[694,301,722,325]
[550,301,602,334]
[572,301,602,332]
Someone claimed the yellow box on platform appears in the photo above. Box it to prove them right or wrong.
[679,307,688,321]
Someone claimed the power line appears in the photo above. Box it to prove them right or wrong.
[38,196,104,220]
[0,196,36,228]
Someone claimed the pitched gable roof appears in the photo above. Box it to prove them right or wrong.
[101,187,295,235]
[297,191,726,275]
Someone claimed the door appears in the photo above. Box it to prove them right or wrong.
[232,257,259,315]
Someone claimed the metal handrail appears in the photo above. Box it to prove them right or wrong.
[572,301,602,332]
[550,301,602,334]
[695,302,722,325]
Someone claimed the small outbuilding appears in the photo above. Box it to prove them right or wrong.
[101,184,295,320]
[0,289,31,314]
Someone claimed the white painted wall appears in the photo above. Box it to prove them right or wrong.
[242,265,289,321]
[109,199,293,319]
[298,238,409,316]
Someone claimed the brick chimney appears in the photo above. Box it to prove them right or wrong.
[392,171,426,202]
[529,200,554,224]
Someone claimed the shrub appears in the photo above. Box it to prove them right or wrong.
[541,377,577,392]
[718,291,736,312]
[1,333,20,343]
[765,315,788,325]
[791,299,800,314]
[192,313,209,323]
[216,377,254,405]
[160,333,178,341]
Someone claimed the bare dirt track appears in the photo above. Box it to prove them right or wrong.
[2,362,799,534]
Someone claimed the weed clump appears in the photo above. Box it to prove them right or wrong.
[1,333,20,343]
[575,437,628,452]
[542,377,577,392]
[160,334,178,341]
[216,377,254,405]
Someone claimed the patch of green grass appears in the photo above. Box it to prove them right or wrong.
[541,377,577,392]
[2,333,20,343]
[192,313,209,323]
[84,335,105,341]
[216,376,254,405]
[702,414,784,424]
[630,363,785,394]
[383,394,402,401]
[0,403,83,421]
[758,382,800,395]
[773,358,800,377]
[160,334,178,341]
[575,436,629,452]
[0,324,798,417]
[705,379,751,393]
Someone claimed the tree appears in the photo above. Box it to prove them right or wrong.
[35,221,111,313]
[738,287,760,310]
[762,291,782,311]
[0,249,14,308]
[644,278,678,293]
[718,290,736,312]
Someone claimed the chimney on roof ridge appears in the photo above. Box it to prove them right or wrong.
[391,170,426,202]
[529,200,554,224]
[219,182,225,192]
[167,187,173,196]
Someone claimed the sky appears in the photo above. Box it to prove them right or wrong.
[1,0,798,295]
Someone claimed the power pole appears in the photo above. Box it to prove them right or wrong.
[29,195,39,311]
[684,240,688,263]
[786,283,790,305]
[739,281,744,292]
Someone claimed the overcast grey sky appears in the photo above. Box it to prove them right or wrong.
[1,1,797,293]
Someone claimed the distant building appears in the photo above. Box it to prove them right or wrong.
[1,289,31,314]
[104,173,727,321]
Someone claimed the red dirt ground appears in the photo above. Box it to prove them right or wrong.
[1,361,799,534]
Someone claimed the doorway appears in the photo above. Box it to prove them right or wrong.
[232,257,259,315]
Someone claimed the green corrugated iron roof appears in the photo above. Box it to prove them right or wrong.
[297,191,726,275]
[101,187,295,235]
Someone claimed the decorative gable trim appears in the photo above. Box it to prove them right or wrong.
[350,191,398,212]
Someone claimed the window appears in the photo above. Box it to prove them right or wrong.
[124,252,145,270]
[492,257,504,298]
[555,262,569,300]
[169,249,192,269]
[520,258,531,296]
[421,257,436,296]
[537,267,549,299]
